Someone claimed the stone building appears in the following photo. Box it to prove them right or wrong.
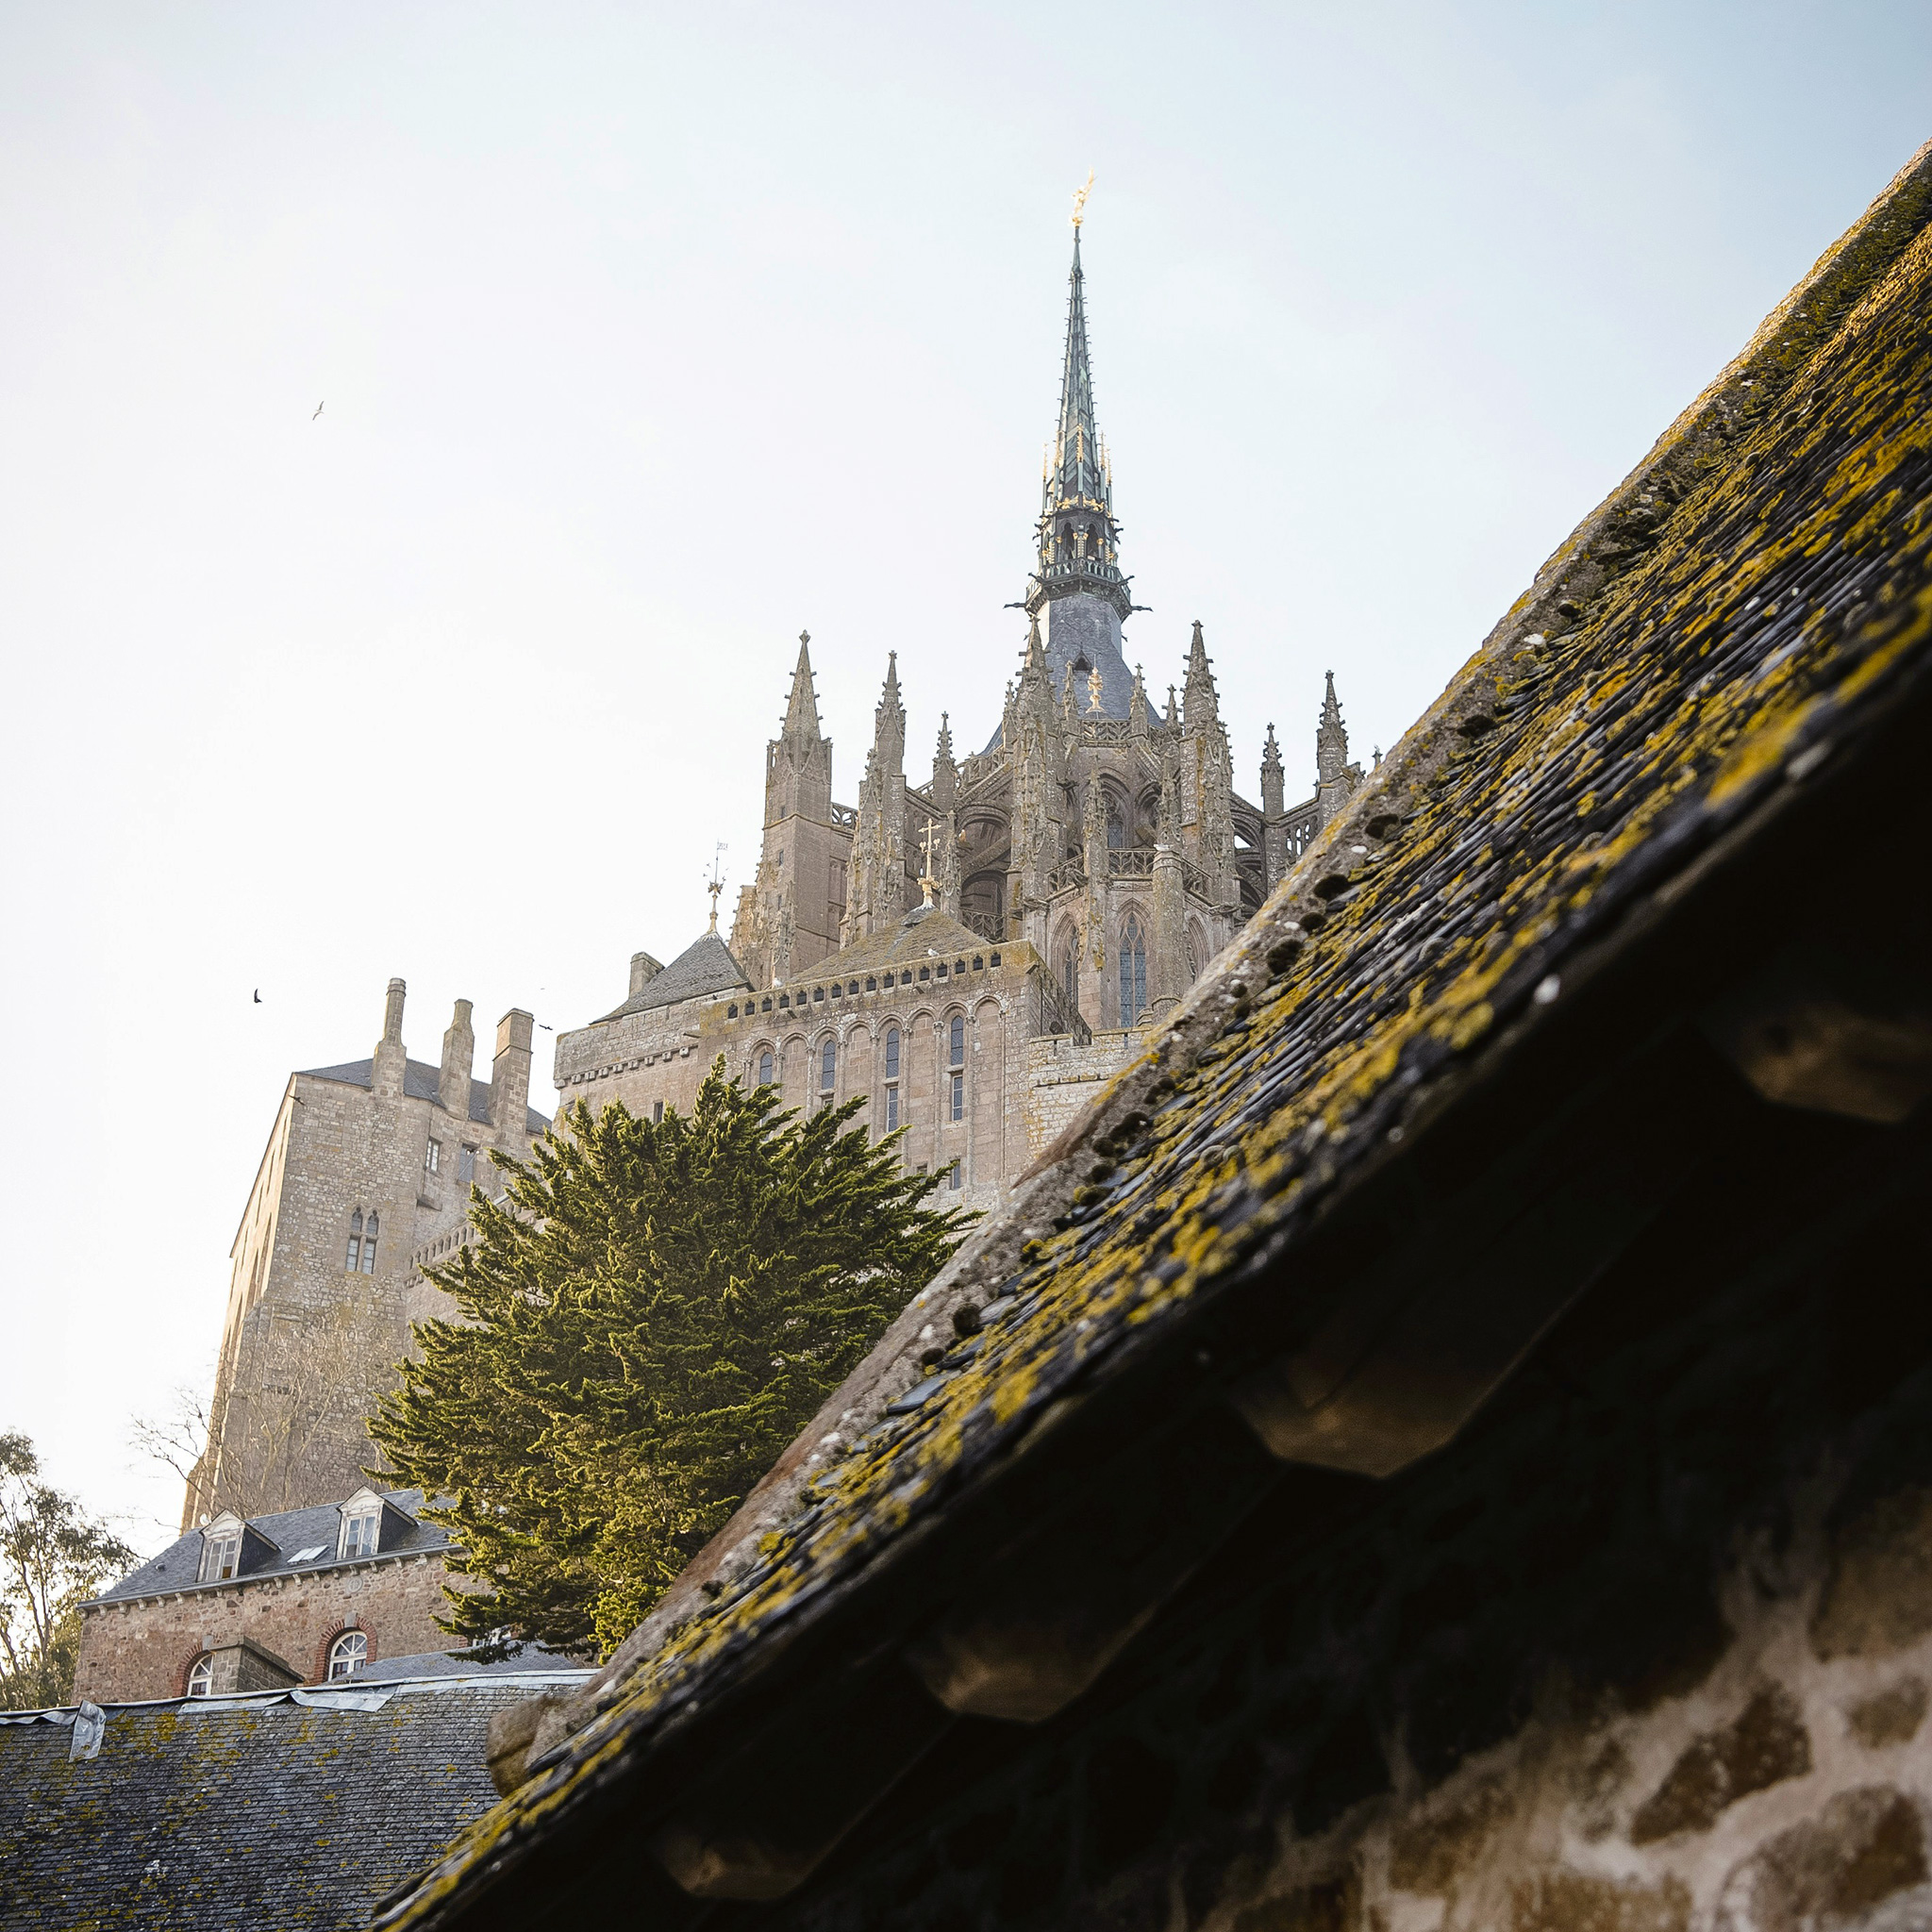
[186,980,548,1526]
[75,1486,478,1705]
[554,225,1358,1208]
[375,139,1932,1932]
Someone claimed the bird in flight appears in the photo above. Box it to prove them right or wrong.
[253,990,262,1004]
[312,401,325,421]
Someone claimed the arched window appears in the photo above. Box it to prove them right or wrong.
[1061,941,1078,1014]
[187,1654,213,1697]
[360,1212,378,1274]
[758,1049,774,1087]
[883,1026,901,1132]
[1106,793,1126,851]
[345,1209,363,1272]
[948,1014,965,1121]
[820,1037,837,1102]
[1119,913,1147,1027]
[327,1630,368,1681]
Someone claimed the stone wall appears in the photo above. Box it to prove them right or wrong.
[74,1550,461,1704]
[1024,1026,1144,1155]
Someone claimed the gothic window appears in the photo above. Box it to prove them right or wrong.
[1119,913,1147,1027]
[200,1530,241,1583]
[425,1139,441,1175]
[1106,793,1126,850]
[949,1015,965,1065]
[327,1630,368,1681]
[820,1037,837,1100]
[187,1655,214,1696]
[884,1027,901,1081]
[758,1050,774,1087]
[345,1209,363,1272]
[361,1213,378,1274]
[883,1025,901,1133]
[1061,941,1078,1013]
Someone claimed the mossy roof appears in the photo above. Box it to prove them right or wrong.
[375,137,1932,1928]
[0,1678,570,1930]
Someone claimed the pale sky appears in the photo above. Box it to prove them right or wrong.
[3,2,1927,1546]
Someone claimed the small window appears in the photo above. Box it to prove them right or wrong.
[831,983,842,999]
[361,1212,378,1274]
[458,1146,476,1184]
[919,966,931,981]
[948,1159,962,1191]
[865,977,877,991]
[187,1655,214,1697]
[341,1507,380,1560]
[884,1027,900,1080]
[425,1139,441,1174]
[990,951,1001,966]
[936,962,947,978]
[950,1070,964,1121]
[820,1037,837,1096]
[1062,943,1078,1011]
[761,997,773,1011]
[652,1100,664,1124]
[885,1085,900,1131]
[813,986,824,1003]
[778,993,791,1008]
[955,959,966,974]
[345,1208,363,1272]
[848,982,858,995]
[949,1015,965,1066]
[327,1631,368,1681]
[200,1532,241,1583]
[973,956,984,970]
[727,1003,739,1018]
[758,1050,774,1087]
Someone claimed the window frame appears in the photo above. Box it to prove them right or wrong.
[326,1630,369,1681]
[340,1507,381,1561]
[186,1654,214,1697]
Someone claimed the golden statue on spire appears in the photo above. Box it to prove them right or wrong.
[1071,168,1094,228]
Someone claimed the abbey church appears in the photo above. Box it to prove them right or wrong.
[550,223,1359,1205]
[182,219,1353,1526]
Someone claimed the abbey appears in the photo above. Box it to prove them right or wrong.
[552,225,1359,1208]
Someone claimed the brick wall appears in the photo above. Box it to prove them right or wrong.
[74,1550,462,1704]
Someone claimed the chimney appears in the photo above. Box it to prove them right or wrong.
[491,1009,534,1136]
[440,999,475,1120]
[630,952,663,1000]
[373,977,407,1099]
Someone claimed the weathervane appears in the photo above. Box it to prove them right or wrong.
[1071,168,1094,228]
[706,842,728,931]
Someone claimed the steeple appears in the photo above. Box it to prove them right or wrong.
[1183,620,1221,727]
[1260,722,1285,818]
[1002,202,1136,745]
[782,630,821,741]
[930,712,959,809]
[1315,671,1356,830]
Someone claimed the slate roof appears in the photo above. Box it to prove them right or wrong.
[0,1674,591,1931]
[353,1647,588,1686]
[299,1058,550,1133]
[594,930,750,1023]
[375,141,1932,1927]
[93,1489,449,1605]
[781,905,999,981]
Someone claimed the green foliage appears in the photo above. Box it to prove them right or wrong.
[0,1434,139,1710]
[371,1059,971,1656]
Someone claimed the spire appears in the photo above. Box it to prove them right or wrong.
[1183,620,1220,727]
[931,712,959,809]
[783,630,820,741]
[1025,217,1132,630]
[873,651,906,772]
[1260,722,1285,820]
[1129,662,1152,740]
[1316,671,1349,785]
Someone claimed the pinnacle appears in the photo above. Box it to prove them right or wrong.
[782,631,821,740]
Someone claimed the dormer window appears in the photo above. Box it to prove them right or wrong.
[187,1655,214,1696]
[199,1516,243,1583]
[341,1506,380,1559]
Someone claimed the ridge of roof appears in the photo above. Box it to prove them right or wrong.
[376,138,1932,1928]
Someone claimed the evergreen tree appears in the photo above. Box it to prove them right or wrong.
[371,1060,971,1656]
